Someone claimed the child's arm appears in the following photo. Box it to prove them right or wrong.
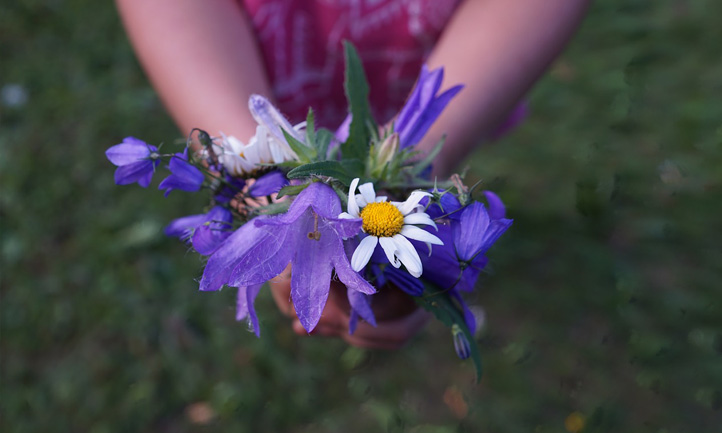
[420,0,591,176]
[115,0,271,140]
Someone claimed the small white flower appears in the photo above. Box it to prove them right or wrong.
[339,178,443,278]
[214,95,305,176]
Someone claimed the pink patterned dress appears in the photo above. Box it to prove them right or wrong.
[239,0,461,128]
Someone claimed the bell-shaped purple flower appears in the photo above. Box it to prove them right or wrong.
[158,149,204,197]
[200,182,375,333]
[164,206,232,255]
[105,137,160,187]
[395,65,463,149]
[453,201,513,263]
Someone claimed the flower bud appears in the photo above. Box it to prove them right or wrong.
[452,324,471,360]
[376,132,399,166]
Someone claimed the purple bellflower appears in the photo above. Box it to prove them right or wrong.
[158,149,204,197]
[200,182,375,333]
[105,137,160,187]
[395,65,463,149]
[165,206,233,256]
[452,196,513,266]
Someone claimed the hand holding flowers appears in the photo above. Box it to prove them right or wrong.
[106,43,511,381]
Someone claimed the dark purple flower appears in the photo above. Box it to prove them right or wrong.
[415,194,511,294]
[158,149,204,197]
[105,137,160,187]
[200,182,375,333]
[164,206,232,255]
[248,170,288,197]
[395,65,463,149]
[453,201,512,263]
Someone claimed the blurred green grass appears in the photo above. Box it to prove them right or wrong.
[1,1,721,432]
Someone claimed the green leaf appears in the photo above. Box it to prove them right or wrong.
[276,183,310,199]
[287,159,364,186]
[415,282,483,383]
[315,128,335,161]
[342,41,375,160]
[305,108,316,150]
[282,128,316,163]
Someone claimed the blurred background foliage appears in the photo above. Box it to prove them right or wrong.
[1,0,721,432]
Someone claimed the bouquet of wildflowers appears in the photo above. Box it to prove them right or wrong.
[106,43,512,380]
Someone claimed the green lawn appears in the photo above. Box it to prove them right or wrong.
[2,1,720,432]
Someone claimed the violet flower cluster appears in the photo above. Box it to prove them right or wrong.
[105,44,513,377]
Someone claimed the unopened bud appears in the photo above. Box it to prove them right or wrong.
[376,132,399,165]
[452,324,471,360]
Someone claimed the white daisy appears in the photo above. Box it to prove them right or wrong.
[339,178,443,278]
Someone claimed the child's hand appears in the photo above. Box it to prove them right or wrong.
[269,267,429,350]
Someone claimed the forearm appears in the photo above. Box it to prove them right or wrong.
[423,0,591,176]
[115,0,272,139]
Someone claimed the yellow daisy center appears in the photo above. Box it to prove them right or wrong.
[359,201,405,237]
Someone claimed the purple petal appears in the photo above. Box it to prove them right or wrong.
[105,137,156,166]
[191,206,232,256]
[248,94,303,142]
[137,168,155,188]
[236,284,263,337]
[400,84,463,148]
[228,225,293,287]
[385,266,424,296]
[164,213,207,240]
[395,65,431,132]
[483,191,507,220]
[422,191,462,219]
[200,217,277,291]
[331,245,376,295]
[290,213,335,332]
[158,152,204,196]
[114,160,156,186]
[255,182,342,224]
[249,170,288,197]
[347,288,376,333]
[335,113,352,143]
[454,203,491,260]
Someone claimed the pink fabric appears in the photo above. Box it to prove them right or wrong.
[240,0,460,128]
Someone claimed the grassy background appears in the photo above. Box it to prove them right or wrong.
[2,1,721,432]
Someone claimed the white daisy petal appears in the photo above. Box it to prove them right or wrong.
[392,235,423,277]
[375,196,388,202]
[358,182,376,205]
[347,178,360,216]
[355,193,368,208]
[338,212,356,220]
[378,237,401,267]
[403,212,437,229]
[400,225,444,245]
[351,236,377,272]
[398,191,432,215]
